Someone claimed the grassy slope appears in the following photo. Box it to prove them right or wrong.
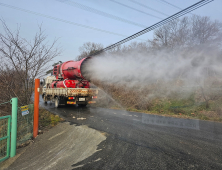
[94,85,222,122]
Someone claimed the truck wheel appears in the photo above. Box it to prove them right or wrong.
[55,97,60,108]
[43,95,47,104]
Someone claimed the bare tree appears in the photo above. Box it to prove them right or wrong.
[0,67,23,115]
[150,15,222,49]
[77,42,103,60]
[0,21,61,105]
[189,15,222,46]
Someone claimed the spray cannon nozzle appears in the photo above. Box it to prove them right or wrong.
[52,57,93,80]
[81,57,93,80]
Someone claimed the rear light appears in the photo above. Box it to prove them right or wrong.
[92,96,97,99]
[88,101,96,104]
[68,97,75,100]
[67,101,76,104]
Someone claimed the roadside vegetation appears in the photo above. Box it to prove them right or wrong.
[39,108,64,130]
[94,85,222,122]
[0,20,60,110]
[0,20,60,116]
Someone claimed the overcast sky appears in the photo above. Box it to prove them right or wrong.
[0,0,221,62]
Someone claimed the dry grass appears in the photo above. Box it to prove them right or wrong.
[93,81,222,122]
[39,108,64,130]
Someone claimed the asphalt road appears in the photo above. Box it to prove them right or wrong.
[39,98,222,170]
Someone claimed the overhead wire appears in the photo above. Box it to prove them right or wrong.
[157,0,182,10]
[88,0,214,57]
[129,0,169,17]
[56,0,149,28]
[0,2,145,40]
[109,0,163,19]
[156,0,194,15]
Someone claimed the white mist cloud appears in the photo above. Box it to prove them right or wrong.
[86,47,222,91]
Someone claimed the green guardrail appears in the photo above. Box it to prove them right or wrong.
[0,115,11,162]
[0,96,36,163]
[0,98,18,163]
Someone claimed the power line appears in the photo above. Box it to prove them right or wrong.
[109,0,163,19]
[157,0,182,10]
[56,0,148,28]
[156,0,194,15]
[89,0,214,57]
[129,0,169,17]
[0,2,145,40]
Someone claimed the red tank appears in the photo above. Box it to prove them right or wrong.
[53,57,90,80]
[51,57,91,90]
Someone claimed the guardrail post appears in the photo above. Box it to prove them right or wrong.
[7,116,11,158]
[10,97,18,157]
[33,79,40,138]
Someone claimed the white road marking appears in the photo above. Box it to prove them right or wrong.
[48,130,66,140]
[77,117,86,120]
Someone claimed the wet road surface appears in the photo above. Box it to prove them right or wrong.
[41,99,222,170]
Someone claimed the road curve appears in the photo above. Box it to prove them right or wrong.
[40,98,222,170]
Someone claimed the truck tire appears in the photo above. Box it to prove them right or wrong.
[55,97,61,108]
[43,95,47,104]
